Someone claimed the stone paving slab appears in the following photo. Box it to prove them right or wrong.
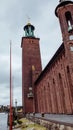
[13,128,21,130]
[44,114,73,124]
[30,114,73,125]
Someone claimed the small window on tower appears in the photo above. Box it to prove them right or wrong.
[70,46,73,51]
[69,35,73,40]
[65,11,73,33]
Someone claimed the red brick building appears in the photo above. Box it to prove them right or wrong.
[21,0,73,114]
[21,23,42,113]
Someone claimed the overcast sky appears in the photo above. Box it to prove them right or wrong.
[0,0,62,106]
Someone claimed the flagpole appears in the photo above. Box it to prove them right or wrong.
[10,41,13,130]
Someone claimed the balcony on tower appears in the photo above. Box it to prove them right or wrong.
[27,87,33,98]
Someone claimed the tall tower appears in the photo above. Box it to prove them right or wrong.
[55,0,73,42]
[55,0,73,111]
[21,22,42,113]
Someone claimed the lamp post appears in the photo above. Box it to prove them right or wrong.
[9,42,13,130]
[15,99,17,115]
[33,112,35,128]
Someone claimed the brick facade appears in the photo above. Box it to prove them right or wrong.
[21,37,42,113]
[35,43,73,113]
[21,0,73,114]
[34,1,73,114]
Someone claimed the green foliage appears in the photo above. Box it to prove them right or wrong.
[9,118,47,130]
[7,121,17,126]
[12,121,17,126]
[20,118,46,130]
[17,120,23,124]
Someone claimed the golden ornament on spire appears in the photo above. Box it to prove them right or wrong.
[32,65,35,71]
[27,16,31,25]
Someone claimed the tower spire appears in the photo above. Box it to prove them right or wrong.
[27,16,31,24]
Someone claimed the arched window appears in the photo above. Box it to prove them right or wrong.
[67,66,73,101]
[67,66,69,73]
[48,82,52,113]
[65,11,73,32]
[53,79,55,84]
[58,73,66,113]
[53,79,58,113]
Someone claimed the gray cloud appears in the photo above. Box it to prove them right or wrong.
[0,0,62,105]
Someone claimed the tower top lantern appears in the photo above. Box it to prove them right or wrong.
[24,22,35,37]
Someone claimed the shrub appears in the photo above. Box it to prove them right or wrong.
[17,120,22,124]
[12,121,17,126]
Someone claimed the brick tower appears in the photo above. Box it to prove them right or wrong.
[55,0,73,111]
[21,22,42,113]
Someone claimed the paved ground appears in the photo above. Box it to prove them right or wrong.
[44,114,73,125]
[13,128,21,130]
[30,113,73,125]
